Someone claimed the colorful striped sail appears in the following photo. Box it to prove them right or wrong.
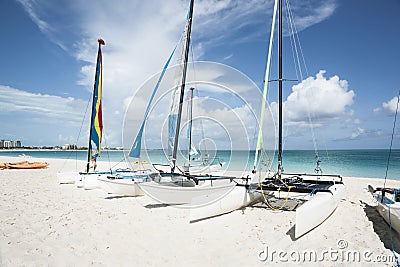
[89,38,105,161]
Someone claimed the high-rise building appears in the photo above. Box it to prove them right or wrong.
[0,140,22,148]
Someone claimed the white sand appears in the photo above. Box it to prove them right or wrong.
[1,155,400,266]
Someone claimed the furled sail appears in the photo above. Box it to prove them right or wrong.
[253,0,278,170]
[168,0,194,171]
[86,38,105,172]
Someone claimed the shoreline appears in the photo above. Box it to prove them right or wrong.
[1,155,400,266]
[0,153,400,181]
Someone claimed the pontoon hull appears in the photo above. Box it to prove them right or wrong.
[295,183,345,238]
[97,177,145,196]
[371,189,400,234]
[75,173,105,189]
[189,185,260,222]
[139,181,235,207]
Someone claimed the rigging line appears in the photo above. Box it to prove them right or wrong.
[189,42,208,154]
[285,0,309,77]
[64,92,93,172]
[97,92,112,170]
[287,0,324,161]
[285,0,302,81]
[168,26,186,161]
[98,93,111,169]
[285,0,320,161]
[102,131,113,170]
[383,90,400,190]
[110,157,128,170]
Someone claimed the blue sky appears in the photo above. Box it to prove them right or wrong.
[0,0,399,150]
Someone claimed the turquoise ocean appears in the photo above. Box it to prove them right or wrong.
[0,149,399,179]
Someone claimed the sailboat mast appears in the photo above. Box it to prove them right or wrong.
[171,0,194,172]
[188,87,195,163]
[86,38,105,173]
[277,0,283,174]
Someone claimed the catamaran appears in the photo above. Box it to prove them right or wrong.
[57,39,149,189]
[57,38,107,185]
[122,0,242,206]
[190,0,345,238]
[369,91,400,233]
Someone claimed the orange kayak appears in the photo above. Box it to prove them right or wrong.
[2,161,48,169]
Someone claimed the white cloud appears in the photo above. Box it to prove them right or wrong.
[0,85,93,146]
[289,0,337,32]
[382,96,400,114]
[120,61,276,151]
[14,0,339,147]
[0,85,86,124]
[351,127,365,139]
[271,70,355,126]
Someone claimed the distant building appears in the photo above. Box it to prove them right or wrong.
[0,139,22,148]
[62,144,77,150]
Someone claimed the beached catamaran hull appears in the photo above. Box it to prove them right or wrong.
[368,93,400,234]
[138,180,236,207]
[96,170,158,196]
[188,179,344,238]
[75,169,144,190]
[295,183,345,238]
[76,172,109,189]
[97,177,145,196]
[370,186,400,234]
[189,184,260,222]
[58,170,113,185]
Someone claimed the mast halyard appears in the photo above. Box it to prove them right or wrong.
[171,0,194,172]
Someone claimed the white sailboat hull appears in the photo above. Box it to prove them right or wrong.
[295,183,345,238]
[57,171,79,184]
[75,173,107,190]
[97,177,145,196]
[372,190,400,234]
[189,184,260,222]
[138,180,235,207]
[189,163,225,175]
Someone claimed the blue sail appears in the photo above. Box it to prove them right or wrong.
[168,114,178,156]
[129,47,176,158]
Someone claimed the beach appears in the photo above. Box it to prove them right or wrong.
[1,155,400,266]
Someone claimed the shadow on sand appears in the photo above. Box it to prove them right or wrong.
[104,195,137,200]
[252,198,302,241]
[363,201,400,254]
